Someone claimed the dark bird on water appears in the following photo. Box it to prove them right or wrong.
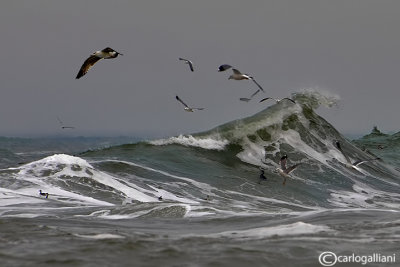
[258,169,267,184]
[76,47,123,79]
[39,190,49,199]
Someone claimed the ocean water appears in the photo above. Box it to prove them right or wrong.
[0,91,399,267]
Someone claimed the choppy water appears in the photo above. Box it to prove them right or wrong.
[1,91,399,267]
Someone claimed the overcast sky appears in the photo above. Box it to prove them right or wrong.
[0,0,399,138]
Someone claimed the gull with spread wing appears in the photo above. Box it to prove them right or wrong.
[240,89,261,102]
[259,97,296,104]
[228,68,265,92]
[76,47,123,79]
[334,141,380,169]
[179,57,194,72]
[276,155,301,185]
[175,95,204,112]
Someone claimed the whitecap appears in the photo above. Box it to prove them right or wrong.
[149,134,229,150]
[209,221,332,240]
[74,233,125,240]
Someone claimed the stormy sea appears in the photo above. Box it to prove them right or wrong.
[0,91,399,267]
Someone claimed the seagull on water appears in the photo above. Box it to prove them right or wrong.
[334,141,380,169]
[218,64,232,72]
[179,58,194,72]
[175,95,204,112]
[276,155,301,185]
[240,89,261,102]
[39,190,49,199]
[228,69,265,92]
[258,168,268,184]
[259,97,296,104]
[76,47,123,79]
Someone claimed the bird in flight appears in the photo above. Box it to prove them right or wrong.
[228,69,265,92]
[76,47,123,79]
[179,57,194,72]
[239,89,261,102]
[334,141,380,169]
[259,97,296,104]
[175,95,204,112]
[276,155,301,185]
[57,117,75,129]
[217,64,232,72]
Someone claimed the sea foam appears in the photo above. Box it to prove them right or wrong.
[150,134,229,150]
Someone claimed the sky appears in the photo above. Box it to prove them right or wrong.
[0,0,399,138]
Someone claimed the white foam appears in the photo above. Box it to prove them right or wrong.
[1,213,44,218]
[95,204,190,220]
[293,87,340,108]
[329,182,400,209]
[102,159,216,194]
[21,153,93,170]
[9,154,160,205]
[147,185,198,204]
[89,170,157,203]
[225,190,320,211]
[74,233,125,240]
[207,221,332,240]
[150,134,229,150]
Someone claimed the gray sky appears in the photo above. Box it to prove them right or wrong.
[0,0,399,137]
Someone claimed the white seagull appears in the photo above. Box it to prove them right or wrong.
[276,155,301,185]
[76,47,123,79]
[175,95,204,112]
[334,141,380,169]
[179,57,194,72]
[240,89,261,102]
[259,97,296,104]
[228,69,265,92]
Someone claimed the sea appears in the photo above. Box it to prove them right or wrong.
[0,91,399,267]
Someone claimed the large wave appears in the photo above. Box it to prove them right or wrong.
[151,89,378,169]
[1,89,399,220]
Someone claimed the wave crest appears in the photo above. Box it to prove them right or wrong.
[149,134,229,150]
[292,87,340,109]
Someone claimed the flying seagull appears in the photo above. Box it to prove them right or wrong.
[259,97,296,104]
[240,89,261,102]
[76,47,123,79]
[228,69,265,92]
[179,57,194,72]
[218,64,232,72]
[334,141,380,169]
[175,95,204,112]
[57,117,75,129]
[276,155,301,185]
